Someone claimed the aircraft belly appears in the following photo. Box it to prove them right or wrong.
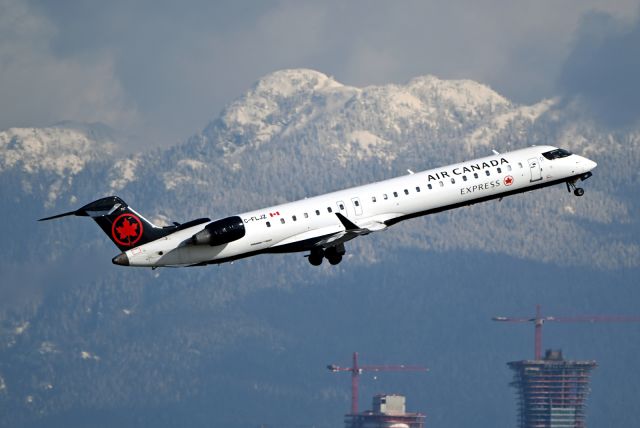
[273,225,342,248]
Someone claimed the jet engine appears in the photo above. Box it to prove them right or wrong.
[190,216,245,246]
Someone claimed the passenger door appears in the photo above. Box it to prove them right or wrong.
[528,157,542,182]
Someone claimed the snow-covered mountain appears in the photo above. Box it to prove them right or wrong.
[1,69,639,428]
[2,69,638,267]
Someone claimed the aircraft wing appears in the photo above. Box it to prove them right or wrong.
[272,213,388,250]
[314,213,384,248]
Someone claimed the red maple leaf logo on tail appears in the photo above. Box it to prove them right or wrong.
[116,219,138,241]
[111,214,144,247]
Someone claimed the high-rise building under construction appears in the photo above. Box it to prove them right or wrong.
[345,394,425,428]
[508,349,597,428]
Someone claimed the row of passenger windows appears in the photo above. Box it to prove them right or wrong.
[371,165,514,202]
[266,204,344,227]
[265,164,517,227]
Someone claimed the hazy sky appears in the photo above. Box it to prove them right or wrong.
[1,0,638,148]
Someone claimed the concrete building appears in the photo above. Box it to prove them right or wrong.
[508,349,597,428]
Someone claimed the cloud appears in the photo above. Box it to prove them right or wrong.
[0,0,137,132]
[557,10,640,129]
[2,0,639,149]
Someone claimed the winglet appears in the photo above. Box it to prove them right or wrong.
[335,213,360,231]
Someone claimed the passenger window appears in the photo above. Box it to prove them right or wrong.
[372,196,377,203]
[304,213,309,218]
[393,191,398,197]
[266,221,271,227]
[518,162,523,168]
[450,178,455,184]
[427,183,432,190]
[497,167,502,173]
[463,176,467,181]
[439,181,444,187]
[315,210,320,216]
[354,200,360,207]
[474,173,478,179]
[383,194,388,200]
[416,186,420,192]
[280,218,285,224]
[507,165,512,171]
[404,189,409,195]
[485,170,490,176]
[339,203,344,210]
[292,215,297,221]
[327,207,332,213]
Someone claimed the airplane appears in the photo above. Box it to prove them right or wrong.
[39,145,597,268]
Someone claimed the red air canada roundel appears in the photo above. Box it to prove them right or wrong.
[504,175,514,186]
[111,213,144,247]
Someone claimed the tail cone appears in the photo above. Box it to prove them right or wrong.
[112,253,129,266]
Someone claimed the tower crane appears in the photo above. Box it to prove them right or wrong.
[327,351,428,414]
[493,304,640,360]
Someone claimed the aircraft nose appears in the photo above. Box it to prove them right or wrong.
[586,159,597,170]
[112,252,129,266]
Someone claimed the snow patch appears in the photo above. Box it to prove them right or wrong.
[254,69,343,98]
[81,351,100,361]
[389,90,424,116]
[339,131,397,163]
[214,69,354,154]
[177,159,206,170]
[466,99,555,147]
[409,75,509,110]
[39,341,58,354]
[163,171,208,190]
[14,321,29,335]
[0,127,114,176]
[109,157,139,191]
[1,126,117,205]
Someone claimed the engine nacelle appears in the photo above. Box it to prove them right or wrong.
[190,216,245,246]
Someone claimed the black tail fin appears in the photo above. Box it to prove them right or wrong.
[39,196,176,251]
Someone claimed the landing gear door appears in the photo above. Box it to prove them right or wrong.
[528,157,542,182]
[351,197,363,216]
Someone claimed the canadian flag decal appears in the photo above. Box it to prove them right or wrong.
[269,211,280,217]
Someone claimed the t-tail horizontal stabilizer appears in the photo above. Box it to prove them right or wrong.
[38,210,82,221]
[38,196,123,221]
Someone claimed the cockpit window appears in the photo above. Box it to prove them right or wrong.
[542,148,572,160]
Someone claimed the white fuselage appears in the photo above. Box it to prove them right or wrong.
[123,146,597,267]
